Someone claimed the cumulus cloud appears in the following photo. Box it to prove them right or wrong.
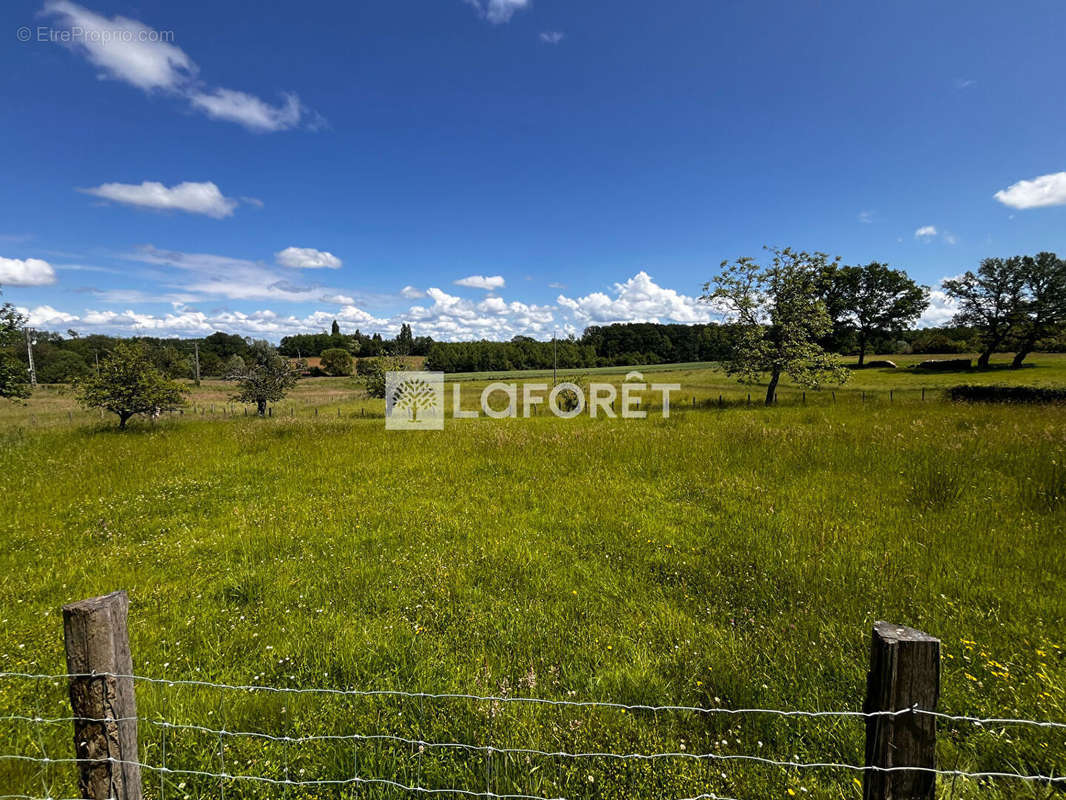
[79,181,239,218]
[401,285,426,299]
[0,257,58,287]
[994,172,1066,210]
[464,0,529,24]
[275,247,343,269]
[919,286,960,327]
[540,32,565,44]
[914,225,938,240]
[556,271,716,325]
[42,1,321,132]
[455,275,505,291]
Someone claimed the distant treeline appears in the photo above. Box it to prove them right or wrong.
[7,320,1064,384]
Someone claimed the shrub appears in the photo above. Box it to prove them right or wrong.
[915,358,972,371]
[948,385,1066,404]
[320,348,354,376]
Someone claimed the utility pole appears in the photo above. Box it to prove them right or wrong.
[193,341,201,387]
[25,329,37,387]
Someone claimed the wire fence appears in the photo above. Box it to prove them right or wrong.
[1,668,1063,800]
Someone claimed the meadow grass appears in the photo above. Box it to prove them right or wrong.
[0,355,1063,799]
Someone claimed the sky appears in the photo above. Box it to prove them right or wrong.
[1,0,1065,341]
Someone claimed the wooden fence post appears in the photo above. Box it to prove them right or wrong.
[63,590,142,800]
[863,621,940,800]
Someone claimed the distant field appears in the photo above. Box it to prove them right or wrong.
[0,353,1063,799]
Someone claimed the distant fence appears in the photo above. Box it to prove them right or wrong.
[1,592,1063,800]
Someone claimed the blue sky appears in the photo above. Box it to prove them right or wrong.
[2,0,1065,340]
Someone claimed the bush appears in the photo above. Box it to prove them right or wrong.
[320,348,354,376]
[948,385,1066,404]
[915,358,972,371]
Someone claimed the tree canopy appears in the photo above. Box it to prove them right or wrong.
[825,262,928,365]
[73,341,188,428]
[228,340,300,415]
[704,247,849,405]
[0,290,31,400]
[943,257,1026,368]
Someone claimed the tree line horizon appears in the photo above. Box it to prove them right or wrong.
[2,250,1064,388]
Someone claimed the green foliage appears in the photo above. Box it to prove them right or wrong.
[319,347,354,376]
[34,349,90,384]
[0,291,30,400]
[1010,252,1066,367]
[825,262,929,365]
[704,247,850,404]
[943,257,1027,368]
[360,354,408,398]
[73,341,188,428]
[228,341,299,415]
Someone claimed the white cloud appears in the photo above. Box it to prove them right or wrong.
[0,257,58,287]
[79,181,238,218]
[942,231,957,245]
[540,32,565,44]
[954,78,977,90]
[994,172,1066,210]
[548,281,566,289]
[914,225,938,240]
[919,286,960,327]
[320,293,355,305]
[455,275,505,291]
[186,89,307,134]
[401,285,426,299]
[41,0,195,91]
[464,0,529,24]
[42,1,321,132]
[276,247,343,269]
[556,271,716,325]
[858,210,874,224]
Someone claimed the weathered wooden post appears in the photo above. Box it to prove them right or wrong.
[863,621,940,800]
[63,590,142,800]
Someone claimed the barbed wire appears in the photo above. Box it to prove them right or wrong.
[2,671,1063,729]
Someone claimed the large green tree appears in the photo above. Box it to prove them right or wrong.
[320,347,354,376]
[704,247,849,405]
[74,341,188,428]
[827,262,928,365]
[0,290,31,400]
[942,257,1026,368]
[1011,252,1066,368]
[228,340,300,416]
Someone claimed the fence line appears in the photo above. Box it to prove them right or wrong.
[3,596,1065,800]
[3,672,1063,729]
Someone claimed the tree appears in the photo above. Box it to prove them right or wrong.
[228,341,300,416]
[74,341,188,428]
[0,290,31,400]
[320,347,354,376]
[828,262,929,365]
[703,247,849,405]
[396,323,414,355]
[361,354,408,399]
[942,258,1026,368]
[1010,252,1066,368]
[36,350,90,384]
[331,320,341,336]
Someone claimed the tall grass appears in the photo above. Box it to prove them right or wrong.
[0,367,1063,799]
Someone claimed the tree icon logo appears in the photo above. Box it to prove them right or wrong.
[385,371,445,430]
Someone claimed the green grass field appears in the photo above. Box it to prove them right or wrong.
[1,355,1064,799]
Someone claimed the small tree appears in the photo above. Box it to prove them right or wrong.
[704,247,849,405]
[828,262,929,365]
[361,354,407,399]
[0,289,31,400]
[228,341,299,416]
[74,341,188,428]
[942,258,1025,368]
[320,347,354,376]
[1011,252,1066,368]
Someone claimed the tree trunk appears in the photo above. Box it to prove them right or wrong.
[765,370,780,406]
[1011,337,1036,369]
[857,334,867,367]
[118,412,131,430]
[977,350,992,369]
[257,400,267,417]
